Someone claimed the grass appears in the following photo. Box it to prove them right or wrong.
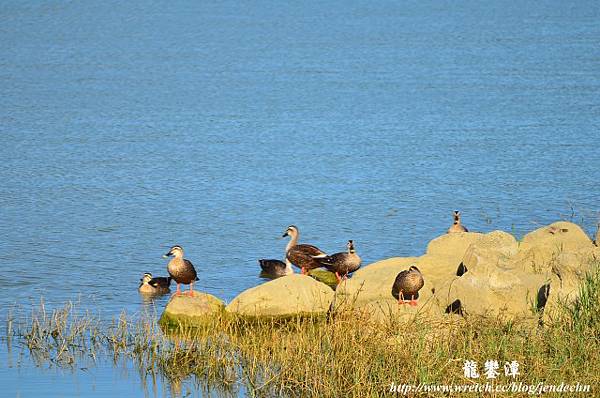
[4,261,600,397]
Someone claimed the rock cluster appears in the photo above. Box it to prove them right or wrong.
[162,221,599,327]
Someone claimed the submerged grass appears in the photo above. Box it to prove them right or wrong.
[5,261,600,397]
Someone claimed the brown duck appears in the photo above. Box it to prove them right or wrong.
[138,272,171,294]
[314,240,361,282]
[391,266,424,306]
[283,225,327,274]
[447,210,468,233]
[163,245,199,296]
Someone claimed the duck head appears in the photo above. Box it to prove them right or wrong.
[140,273,153,286]
[347,240,356,253]
[453,211,461,224]
[409,265,421,274]
[282,225,299,238]
[163,245,184,258]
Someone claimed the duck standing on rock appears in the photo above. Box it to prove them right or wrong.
[313,240,361,282]
[283,225,327,275]
[392,266,424,306]
[163,245,199,296]
[447,210,468,233]
[139,272,171,294]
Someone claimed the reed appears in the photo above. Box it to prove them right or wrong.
[6,259,600,397]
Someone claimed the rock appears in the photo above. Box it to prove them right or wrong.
[160,292,225,328]
[443,230,545,320]
[446,266,547,320]
[514,222,595,274]
[521,221,593,249]
[415,254,462,292]
[542,247,600,324]
[442,224,599,321]
[307,269,338,290]
[426,232,483,260]
[225,274,334,318]
[461,231,519,274]
[417,232,484,290]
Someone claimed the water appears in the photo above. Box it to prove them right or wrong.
[1,0,599,396]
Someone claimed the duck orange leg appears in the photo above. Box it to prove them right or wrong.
[409,298,418,307]
[301,267,307,275]
[398,291,406,305]
[174,283,182,296]
[335,272,342,283]
[187,281,194,297]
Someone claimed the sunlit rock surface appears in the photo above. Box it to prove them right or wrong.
[160,292,225,328]
[225,274,334,318]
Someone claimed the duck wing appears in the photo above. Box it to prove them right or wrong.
[149,276,171,288]
[314,252,345,267]
[287,244,327,270]
[183,259,199,282]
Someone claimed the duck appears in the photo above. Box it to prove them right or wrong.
[313,240,361,282]
[447,210,468,233]
[163,245,199,296]
[138,272,171,294]
[283,225,327,275]
[258,259,293,278]
[391,266,424,306]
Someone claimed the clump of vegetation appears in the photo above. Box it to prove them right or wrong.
[5,260,600,397]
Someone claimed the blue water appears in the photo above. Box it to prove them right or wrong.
[1,0,599,396]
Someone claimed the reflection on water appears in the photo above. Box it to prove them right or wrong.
[1,304,243,398]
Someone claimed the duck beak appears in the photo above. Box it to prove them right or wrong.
[282,232,289,237]
[162,251,171,258]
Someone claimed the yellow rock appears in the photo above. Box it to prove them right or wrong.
[461,230,518,273]
[160,292,225,328]
[426,232,483,260]
[225,274,334,318]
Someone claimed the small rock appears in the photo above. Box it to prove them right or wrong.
[160,292,225,328]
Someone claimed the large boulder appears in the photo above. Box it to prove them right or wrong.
[444,230,545,320]
[160,292,225,328]
[513,221,595,274]
[446,266,547,320]
[444,224,598,321]
[425,232,483,260]
[225,274,334,318]
[542,247,600,323]
[461,231,519,274]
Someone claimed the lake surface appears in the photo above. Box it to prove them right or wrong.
[1,0,599,396]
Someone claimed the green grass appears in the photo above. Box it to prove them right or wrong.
[5,260,600,397]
